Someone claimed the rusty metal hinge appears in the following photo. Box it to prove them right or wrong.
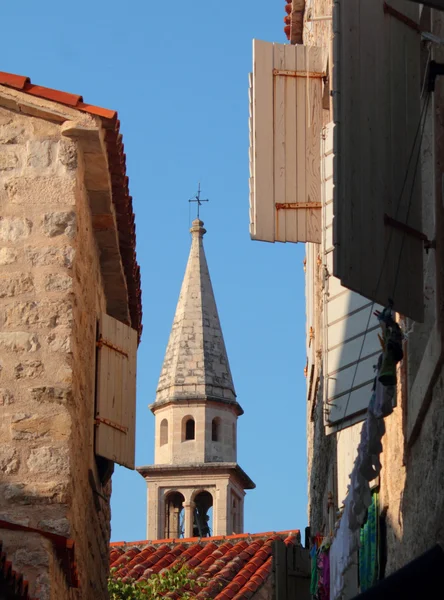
[276,202,322,210]
[96,336,128,358]
[273,68,326,79]
[384,214,436,253]
[95,416,128,434]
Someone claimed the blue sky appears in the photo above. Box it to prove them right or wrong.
[3,1,308,540]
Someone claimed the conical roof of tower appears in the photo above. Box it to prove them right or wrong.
[154,219,241,412]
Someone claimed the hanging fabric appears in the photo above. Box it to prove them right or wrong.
[329,305,403,599]
[359,492,379,592]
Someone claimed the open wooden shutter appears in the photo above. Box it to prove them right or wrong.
[249,39,325,243]
[95,313,137,469]
[322,123,383,434]
[333,0,423,321]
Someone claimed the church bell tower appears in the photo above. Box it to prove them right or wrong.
[138,219,255,539]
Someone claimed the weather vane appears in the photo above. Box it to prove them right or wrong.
[189,183,209,220]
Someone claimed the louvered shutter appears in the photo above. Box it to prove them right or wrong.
[322,123,383,434]
[333,0,423,321]
[249,39,325,244]
[95,313,137,469]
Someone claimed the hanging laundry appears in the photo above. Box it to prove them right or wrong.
[375,307,403,386]
[310,541,319,596]
[329,304,403,599]
[359,492,379,592]
[317,539,331,600]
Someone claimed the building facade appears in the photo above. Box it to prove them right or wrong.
[0,73,141,599]
[138,219,254,540]
[249,0,444,597]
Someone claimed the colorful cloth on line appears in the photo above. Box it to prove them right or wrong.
[359,492,379,592]
[310,544,319,595]
[317,550,330,600]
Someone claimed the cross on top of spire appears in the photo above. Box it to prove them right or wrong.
[189,183,209,219]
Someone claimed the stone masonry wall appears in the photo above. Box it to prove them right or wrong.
[0,105,112,599]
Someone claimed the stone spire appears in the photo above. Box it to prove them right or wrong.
[139,218,254,540]
[155,219,238,409]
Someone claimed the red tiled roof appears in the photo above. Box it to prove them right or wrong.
[110,531,300,600]
[0,71,142,339]
[0,540,34,600]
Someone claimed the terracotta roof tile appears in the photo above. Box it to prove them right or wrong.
[110,531,300,600]
[0,72,142,338]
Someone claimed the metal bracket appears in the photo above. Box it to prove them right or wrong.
[273,69,326,79]
[276,202,322,210]
[383,2,420,33]
[95,416,128,434]
[384,214,436,253]
[96,336,128,358]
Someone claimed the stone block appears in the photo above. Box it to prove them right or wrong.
[35,572,51,600]
[31,118,59,138]
[0,389,14,405]
[0,332,40,352]
[10,412,70,441]
[58,139,77,170]
[0,247,18,265]
[0,147,19,170]
[0,124,25,144]
[42,211,76,238]
[4,299,72,329]
[27,446,70,476]
[14,360,44,379]
[0,446,20,474]
[25,245,75,268]
[0,482,69,505]
[30,386,72,404]
[56,364,72,383]
[44,273,72,292]
[0,217,32,242]
[46,333,71,353]
[38,517,71,537]
[0,514,30,527]
[5,176,76,205]
[0,273,34,298]
[26,140,53,168]
[15,548,49,568]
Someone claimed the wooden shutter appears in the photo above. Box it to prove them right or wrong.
[333,0,423,321]
[322,123,383,434]
[274,538,310,600]
[249,39,325,244]
[95,313,137,469]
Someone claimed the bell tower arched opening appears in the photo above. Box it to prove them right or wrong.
[164,491,185,539]
[212,417,221,442]
[182,416,195,441]
[193,491,213,537]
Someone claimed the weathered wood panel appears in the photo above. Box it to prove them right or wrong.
[250,40,325,244]
[273,539,311,600]
[333,0,423,321]
[95,313,138,469]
